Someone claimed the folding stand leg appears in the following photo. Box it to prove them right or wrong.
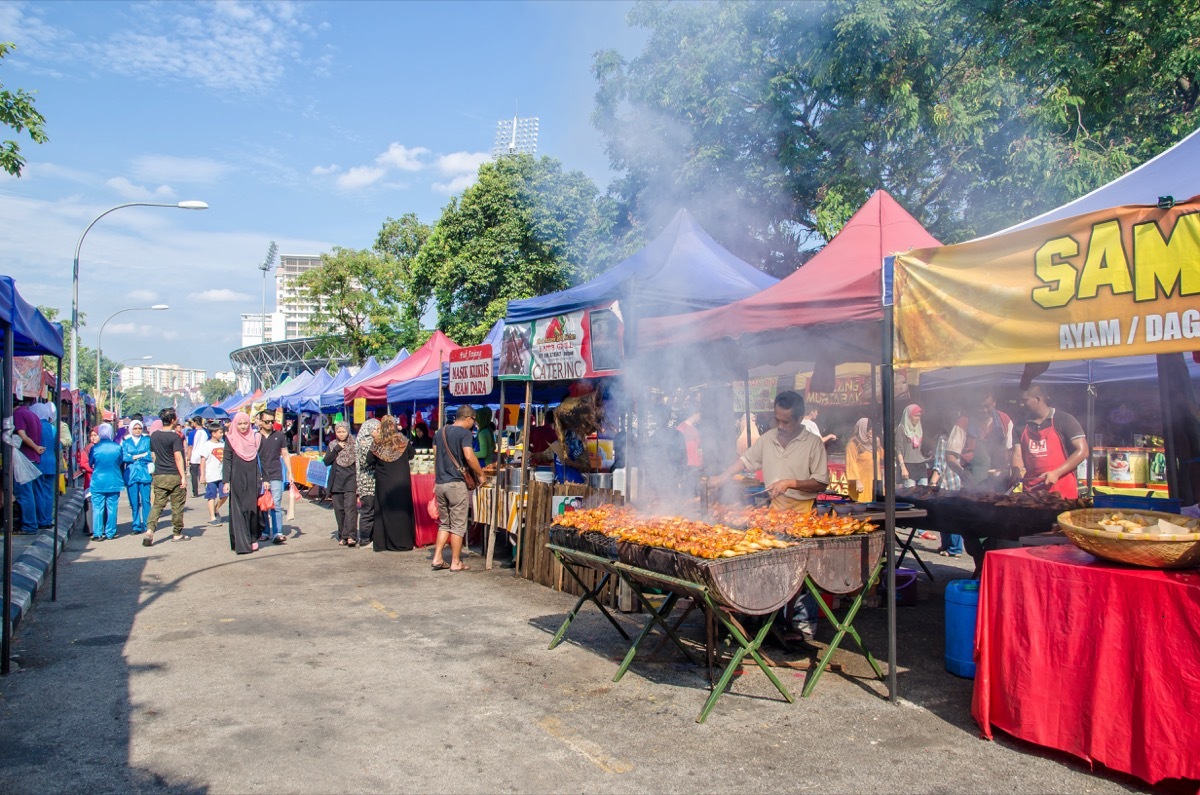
[548,561,628,650]
[800,566,885,698]
[614,590,702,681]
[697,601,793,723]
[896,526,936,581]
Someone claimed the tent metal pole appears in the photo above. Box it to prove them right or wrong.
[52,354,63,601]
[744,374,752,451]
[3,325,15,675]
[882,284,898,703]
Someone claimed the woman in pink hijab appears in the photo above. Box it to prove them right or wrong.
[224,412,264,554]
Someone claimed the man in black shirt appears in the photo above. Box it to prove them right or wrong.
[258,410,291,543]
[431,405,483,572]
[144,407,189,546]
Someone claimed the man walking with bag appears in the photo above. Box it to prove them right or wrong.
[431,405,483,572]
[144,407,189,545]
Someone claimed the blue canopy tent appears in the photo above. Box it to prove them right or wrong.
[280,369,333,413]
[217,391,245,412]
[298,367,354,414]
[505,209,778,323]
[2,276,65,675]
[919,356,1200,391]
[265,371,316,411]
[318,353,401,412]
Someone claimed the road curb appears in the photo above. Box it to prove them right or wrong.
[7,488,87,629]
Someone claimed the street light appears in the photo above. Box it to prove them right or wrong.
[111,355,153,414]
[96,305,169,411]
[70,200,208,392]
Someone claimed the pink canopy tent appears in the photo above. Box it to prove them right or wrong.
[343,330,461,404]
[638,191,940,369]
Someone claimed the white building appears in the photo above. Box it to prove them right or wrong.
[120,363,207,395]
[240,312,279,347]
[275,254,323,339]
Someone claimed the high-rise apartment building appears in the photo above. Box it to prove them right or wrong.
[120,363,207,395]
[276,254,323,339]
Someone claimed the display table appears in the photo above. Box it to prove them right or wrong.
[410,473,438,547]
[973,546,1200,786]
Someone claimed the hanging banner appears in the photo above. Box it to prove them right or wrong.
[498,301,624,381]
[14,356,44,399]
[894,198,1200,368]
[799,374,873,406]
[731,377,778,414]
[449,344,494,396]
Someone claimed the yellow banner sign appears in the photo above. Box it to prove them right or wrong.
[894,198,1200,368]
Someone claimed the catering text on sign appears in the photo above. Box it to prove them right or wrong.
[894,199,1200,368]
[498,301,624,380]
[449,344,493,396]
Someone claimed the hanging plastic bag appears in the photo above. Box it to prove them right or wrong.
[4,428,42,485]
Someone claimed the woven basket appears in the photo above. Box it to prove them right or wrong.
[1057,509,1200,569]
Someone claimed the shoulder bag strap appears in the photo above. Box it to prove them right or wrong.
[442,427,469,480]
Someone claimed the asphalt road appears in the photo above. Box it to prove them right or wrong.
[0,492,1152,794]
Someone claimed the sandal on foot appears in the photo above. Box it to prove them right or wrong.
[272,535,287,544]
[346,539,356,547]
[431,562,450,571]
[142,536,154,547]
[449,564,471,572]
[339,539,349,546]
[251,542,259,552]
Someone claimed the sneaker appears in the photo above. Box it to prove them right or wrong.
[209,518,222,526]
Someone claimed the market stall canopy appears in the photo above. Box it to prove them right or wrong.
[279,369,333,413]
[638,191,940,373]
[504,209,778,324]
[265,371,316,410]
[318,355,393,412]
[0,276,64,358]
[893,195,1200,369]
[228,389,262,413]
[216,391,245,412]
[991,124,1200,236]
[918,355,1200,392]
[296,366,354,414]
[345,332,459,405]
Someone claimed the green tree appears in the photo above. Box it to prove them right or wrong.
[36,306,117,396]
[592,0,1200,264]
[200,378,236,404]
[410,154,607,344]
[299,213,431,363]
[120,385,168,418]
[1,42,48,177]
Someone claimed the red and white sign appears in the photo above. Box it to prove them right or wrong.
[449,344,493,397]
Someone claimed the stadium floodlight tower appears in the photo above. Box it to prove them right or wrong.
[492,108,539,159]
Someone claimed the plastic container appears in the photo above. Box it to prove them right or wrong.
[945,579,980,679]
[1148,448,1168,491]
[878,567,919,606]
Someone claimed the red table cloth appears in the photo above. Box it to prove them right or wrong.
[410,473,438,548]
[973,546,1200,786]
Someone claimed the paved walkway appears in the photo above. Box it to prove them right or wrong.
[0,492,1151,793]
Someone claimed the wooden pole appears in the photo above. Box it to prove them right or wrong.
[516,380,533,577]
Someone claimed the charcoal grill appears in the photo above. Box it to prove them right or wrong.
[547,526,889,721]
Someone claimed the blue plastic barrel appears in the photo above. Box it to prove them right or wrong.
[944,579,980,679]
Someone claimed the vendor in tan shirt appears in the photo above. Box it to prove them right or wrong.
[713,390,829,512]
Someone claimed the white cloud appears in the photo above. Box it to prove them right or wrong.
[127,289,159,303]
[376,143,429,172]
[132,155,232,185]
[105,177,177,201]
[336,165,386,190]
[432,174,479,195]
[435,151,490,176]
[188,288,254,302]
[311,164,340,176]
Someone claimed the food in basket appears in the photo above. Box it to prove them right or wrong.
[1088,511,1199,536]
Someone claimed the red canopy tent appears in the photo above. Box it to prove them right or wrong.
[637,191,940,372]
[344,330,460,405]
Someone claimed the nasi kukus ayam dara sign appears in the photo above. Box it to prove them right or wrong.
[893,199,1200,368]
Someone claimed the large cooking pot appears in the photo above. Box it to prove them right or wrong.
[587,472,613,490]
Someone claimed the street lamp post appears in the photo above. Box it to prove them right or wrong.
[111,355,153,414]
[97,305,168,412]
[70,200,207,392]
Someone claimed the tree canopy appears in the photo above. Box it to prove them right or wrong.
[200,378,237,404]
[297,214,430,365]
[592,0,1200,271]
[0,42,48,177]
[408,155,608,344]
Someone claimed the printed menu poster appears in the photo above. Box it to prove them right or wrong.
[498,301,624,381]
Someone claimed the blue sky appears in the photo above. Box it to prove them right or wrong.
[0,0,644,378]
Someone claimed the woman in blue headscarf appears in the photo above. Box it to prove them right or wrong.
[120,418,153,535]
[89,424,125,541]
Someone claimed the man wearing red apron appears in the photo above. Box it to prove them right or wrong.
[1012,385,1089,499]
